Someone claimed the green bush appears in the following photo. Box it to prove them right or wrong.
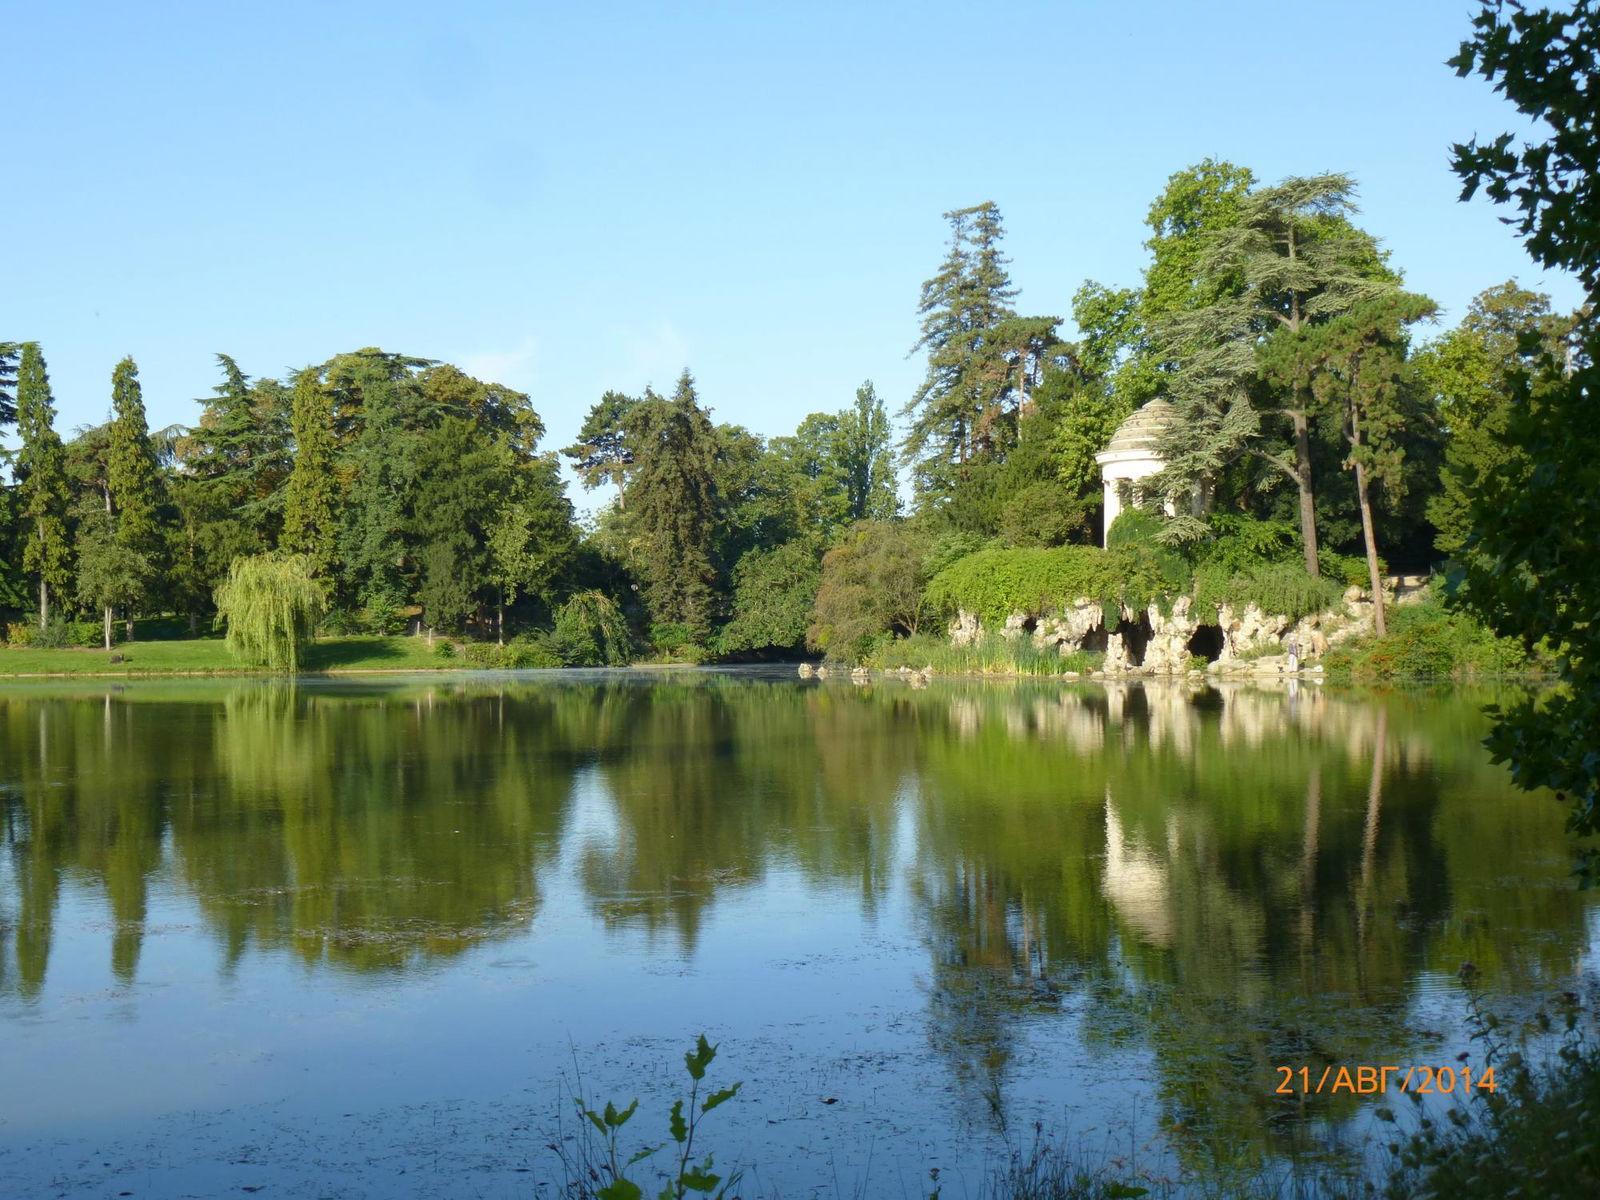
[923,544,1185,627]
[1104,507,1166,549]
[1192,561,1345,624]
[552,591,633,666]
[1319,547,1383,588]
[648,621,705,663]
[6,618,108,648]
[462,633,564,669]
[432,640,457,660]
[1325,597,1532,681]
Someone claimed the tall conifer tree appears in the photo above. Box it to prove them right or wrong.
[14,344,72,627]
[282,366,339,578]
[626,371,719,640]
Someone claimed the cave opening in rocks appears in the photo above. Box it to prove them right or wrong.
[1186,623,1225,663]
[1078,624,1109,654]
[1114,613,1155,663]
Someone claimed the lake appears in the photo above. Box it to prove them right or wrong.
[1,669,1594,1197]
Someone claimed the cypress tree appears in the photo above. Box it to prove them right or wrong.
[107,357,164,554]
[0,342,18,428]
[14,344,72,627]
[626,371,719,641]
[282,366,339,578]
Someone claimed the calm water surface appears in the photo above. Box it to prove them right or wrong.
[1,669,1595,1198]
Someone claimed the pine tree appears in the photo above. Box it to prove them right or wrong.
[0,342,19,428]
[13,344,72,627]
[1293,292,1438,634]
[1154,175,1397,570]
[281,366,340,578]
[106,357,165,633]
[626,370,719,641]
[903,202,1020,503]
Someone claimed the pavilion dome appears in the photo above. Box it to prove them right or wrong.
[1100,398,1177,458]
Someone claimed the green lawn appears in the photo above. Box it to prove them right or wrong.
[0,635,457,677]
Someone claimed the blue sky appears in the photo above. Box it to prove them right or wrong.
[4,1,1580,508]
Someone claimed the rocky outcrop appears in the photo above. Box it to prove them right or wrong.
[1141,596,1200,675]
[943,579,1433,677]
[1032,601,1104,656]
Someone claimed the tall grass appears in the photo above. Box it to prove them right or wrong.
[863,632,1101,676]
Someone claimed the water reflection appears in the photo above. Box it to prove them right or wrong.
[0,672,1592,1179]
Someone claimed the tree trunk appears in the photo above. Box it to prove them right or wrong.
[125,614,134,641]
[1349,404,1387,637]
[38,576,49,631]
[1291,409,1320,576]
[1357,708,1388,950]
[103,606,112,651]
[497,598,505,647]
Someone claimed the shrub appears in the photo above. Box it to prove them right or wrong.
[648,621,705,663]
[432,640,457,660]
[5,618,108,649]
[808,520,933,663]
[462,633,564,669]
[715,540,820,655]
[922,544,1185,628]
[552,591,634,666]
[1325,597,1532,681]
[1191,561,1345,624]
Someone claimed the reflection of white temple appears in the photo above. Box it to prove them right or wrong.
[1102,797,1172,947]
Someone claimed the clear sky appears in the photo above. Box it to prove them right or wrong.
[4,0,1580,508]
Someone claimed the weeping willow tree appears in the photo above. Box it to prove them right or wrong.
[214,553,327,672]
[550,590,634,666]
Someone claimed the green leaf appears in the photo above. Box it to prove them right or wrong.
[627,1144,662,1167]
[604,1098,639,1129]
[684,1034,716,1081]
[701,1083,742,1114]
[678,1167,721,1193]
[1105,1185,1149,1198]
[585,1109,609,1136]
[668,1098,687,1144]
[597,1180,643,1200]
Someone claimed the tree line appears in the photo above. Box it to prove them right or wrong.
[0,157,1585,662]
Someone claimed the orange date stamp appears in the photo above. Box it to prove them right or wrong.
[1274,1065,1497,1096]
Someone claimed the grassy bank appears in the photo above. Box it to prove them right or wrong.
[0,634,456,677]
[1323,597,1542,683]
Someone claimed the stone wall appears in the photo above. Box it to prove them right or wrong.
[944,579,1420,676]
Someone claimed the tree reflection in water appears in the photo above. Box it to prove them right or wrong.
[0,672,1591,1179]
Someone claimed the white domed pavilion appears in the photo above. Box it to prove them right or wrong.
[1093,398,1179,546]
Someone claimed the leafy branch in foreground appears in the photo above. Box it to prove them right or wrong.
[561,1034,743,1200]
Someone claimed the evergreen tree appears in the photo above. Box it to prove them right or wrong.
[563,390,639,502]
[281,366,340,578]
[329,349,430,613]
[410,415,511,632]
[1291,292,1438,633]
[1154,175,1397,569]
[0,341,18,428]
[106,357,165,632]
[626,370,719,641]
[13,344,72,627]
[181,354,293,538]
[903,202,1020,502]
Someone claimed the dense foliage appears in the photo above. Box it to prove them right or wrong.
[1448,0,1600,883]
[0,9,1585,685]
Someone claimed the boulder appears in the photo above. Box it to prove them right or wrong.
[948,609,983,647]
